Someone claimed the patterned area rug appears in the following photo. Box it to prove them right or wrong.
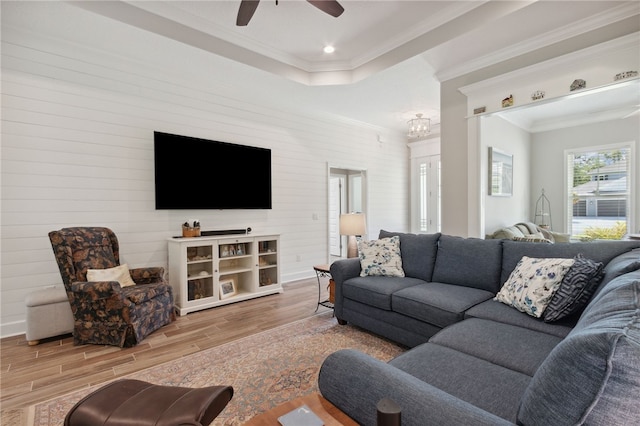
[29,312,405,425]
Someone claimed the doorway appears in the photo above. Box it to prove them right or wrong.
[328,166,367,260]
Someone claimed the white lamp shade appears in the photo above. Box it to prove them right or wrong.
[340,213,366,236]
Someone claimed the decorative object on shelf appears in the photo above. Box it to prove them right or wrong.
[531,90,545,101]
[340,213,367,258]
[182,219,201,237]
[534,188,552,230]
[614,70,638,81]
[570,79,586,91]
[488,147,513,197]
[219,278,237,299]
[407,113,431,139]
[474,106,486,114]
[193,279,206,299]
[501,95,513,108]
[259,270,270,286]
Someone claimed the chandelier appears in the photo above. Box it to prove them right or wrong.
[407,113,431,139]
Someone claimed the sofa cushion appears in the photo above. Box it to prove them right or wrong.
[342,276,425,311]
[390,343,531,423]
[393,283,493,328]
[501,240,640,285]
[358,236,405,277]
[517,272,640,425]
[379,230,440,281]
[465,299,574,338]
[543,254,604,322]
[432,235,503,293]
[495,256,574,318]
[428,318,563,376]
[342,299,440,347]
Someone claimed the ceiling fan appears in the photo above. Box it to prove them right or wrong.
[236,0,344,26]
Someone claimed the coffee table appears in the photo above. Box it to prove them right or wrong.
[244,392,357,425]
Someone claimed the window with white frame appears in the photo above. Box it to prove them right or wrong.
[565,144,632,240]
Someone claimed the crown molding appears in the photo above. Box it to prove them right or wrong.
[437,3,640,82]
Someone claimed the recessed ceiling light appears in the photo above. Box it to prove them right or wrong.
[323,45,335,54]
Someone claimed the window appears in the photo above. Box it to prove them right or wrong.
[412,155,440,233]
[566,145,632,240]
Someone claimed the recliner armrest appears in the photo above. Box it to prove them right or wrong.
[130,267,165,285]
[318,349,513,426]
[70,281,121,299]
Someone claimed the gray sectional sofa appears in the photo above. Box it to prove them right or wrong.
[318,231,640,426]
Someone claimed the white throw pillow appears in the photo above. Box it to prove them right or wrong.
[358,236,405,277]
[86,264,136,287]
[494,256,574,317]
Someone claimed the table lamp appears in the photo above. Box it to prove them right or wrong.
[340,213,367,258]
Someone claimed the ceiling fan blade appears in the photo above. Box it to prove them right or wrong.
[237,0,260,26]
[307,0,344,18]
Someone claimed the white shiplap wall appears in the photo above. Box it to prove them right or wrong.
[0,2,409,337]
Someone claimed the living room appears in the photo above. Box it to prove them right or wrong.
[1,1,640,424]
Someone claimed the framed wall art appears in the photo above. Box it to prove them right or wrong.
[219,278,237,299]
[488,147,513,196]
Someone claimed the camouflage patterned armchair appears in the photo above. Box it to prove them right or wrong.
[48,227,176,347]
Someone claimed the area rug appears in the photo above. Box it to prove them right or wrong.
[29,312,405,425]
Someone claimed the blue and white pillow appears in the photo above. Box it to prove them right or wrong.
[359,236,405,277]
[495,256,574,318]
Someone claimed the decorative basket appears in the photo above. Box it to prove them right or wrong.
[182,226,201,238]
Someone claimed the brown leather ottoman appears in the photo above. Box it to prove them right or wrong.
[64,379,233,426]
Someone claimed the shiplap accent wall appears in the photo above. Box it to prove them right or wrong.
[0,3,409,337]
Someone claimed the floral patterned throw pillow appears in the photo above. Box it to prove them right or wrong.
[358,236,405,277]
[494,256,575,317]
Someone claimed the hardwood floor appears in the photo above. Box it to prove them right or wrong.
[0,278,329,416]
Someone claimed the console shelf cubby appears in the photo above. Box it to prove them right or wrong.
[168,234,281,316]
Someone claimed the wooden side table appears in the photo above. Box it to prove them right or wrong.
[313,264,334,312]
[244,393,357,426]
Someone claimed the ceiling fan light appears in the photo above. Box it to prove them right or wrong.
[323,45,335,54]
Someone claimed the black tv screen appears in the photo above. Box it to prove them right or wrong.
[154,131,272,209]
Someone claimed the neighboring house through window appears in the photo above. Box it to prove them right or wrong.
[566,144,632,240]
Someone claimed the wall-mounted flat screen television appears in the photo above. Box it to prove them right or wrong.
[154,131,272,209]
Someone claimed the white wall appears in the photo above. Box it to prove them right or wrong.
[531,116,640,234]
[0,2,409,337]
[481,116,531,236]
[441,20,640,237]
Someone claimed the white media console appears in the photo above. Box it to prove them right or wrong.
[167,234,281,316]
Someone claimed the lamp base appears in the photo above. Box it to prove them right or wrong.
[347,235,359,258]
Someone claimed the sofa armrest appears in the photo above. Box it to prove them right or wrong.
[318,349,514,426]
[330,258,361,320]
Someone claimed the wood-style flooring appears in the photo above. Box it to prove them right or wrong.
[0,278,329,415]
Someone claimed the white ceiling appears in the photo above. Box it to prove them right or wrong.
[71,1,640,135]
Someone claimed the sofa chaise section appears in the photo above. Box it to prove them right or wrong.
[320,232,640,425]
